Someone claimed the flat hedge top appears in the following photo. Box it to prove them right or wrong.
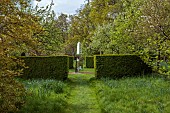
[19,55,68,58]
[94,54,138,57]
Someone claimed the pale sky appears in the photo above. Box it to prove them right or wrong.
[32,0,86,16]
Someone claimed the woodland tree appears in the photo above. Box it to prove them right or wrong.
[112,0,170,74]
[0,0,47,112]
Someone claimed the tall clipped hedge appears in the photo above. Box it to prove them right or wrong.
[69,56,74,69]
[85,56,94,68]
[94,55,152,79]
[20,56,68,80]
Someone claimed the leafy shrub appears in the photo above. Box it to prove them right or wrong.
[94,55,152,78]
[0,56,27,113]
[69,56,74,69]
[0,76,26,113]
[20,56,68,80]
[86,56,94,68]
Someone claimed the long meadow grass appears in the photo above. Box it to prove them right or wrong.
[92,74,170,113]
[15,69,170,113]
[17,79,69,113]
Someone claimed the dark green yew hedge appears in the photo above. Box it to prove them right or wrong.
[94,55,152,79]
[85,56,94,68]
[20,56,68,80]
[69,56,74,69]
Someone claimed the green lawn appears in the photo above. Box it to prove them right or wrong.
[91,75,170,113]
[17,69,170,113]
[65,72,101,113]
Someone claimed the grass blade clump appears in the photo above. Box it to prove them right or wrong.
[42,80,66,94]
[92,75,170,113]
[17,79,68,113]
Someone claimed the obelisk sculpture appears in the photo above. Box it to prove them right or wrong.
[75,42,81,72]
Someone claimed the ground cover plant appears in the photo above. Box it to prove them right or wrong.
[92,74,170,113]
[17,79,69,113]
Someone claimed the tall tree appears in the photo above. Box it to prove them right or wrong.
[0,0,43,112]
[89,0,119,25]
[55,13,69,43]
[66,4,94,56]
[139,0,170,71]
[89,24,113,55]
[54,13,71,55]
[81,0,122,55]
[112,0,170,73]
[29,2,63,55]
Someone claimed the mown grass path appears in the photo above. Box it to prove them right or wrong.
[66,70,101,113]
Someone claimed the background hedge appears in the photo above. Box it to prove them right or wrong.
[94,55,152,79]
[85,56,94,68]
[20,56,68,80]
[69,56,74,69]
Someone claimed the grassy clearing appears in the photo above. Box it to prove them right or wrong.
[17,79,69,113]
[91,74,170,113]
